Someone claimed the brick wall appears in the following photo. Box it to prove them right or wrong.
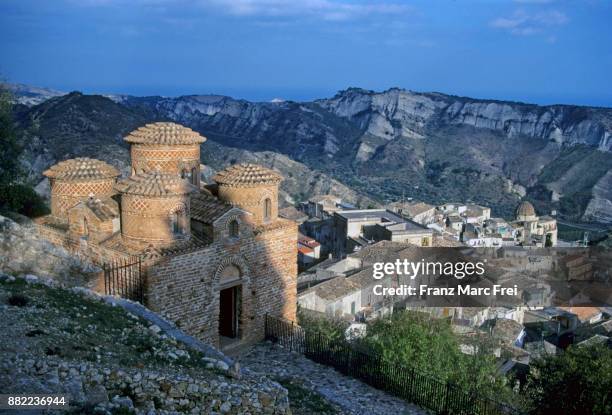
[146,217,297,348]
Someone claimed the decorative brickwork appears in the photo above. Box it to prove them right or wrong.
[44,158,119,222]
[214,164,282,225]
[126,123,206,186]
[131,145,202,185]
[36,122,298,351]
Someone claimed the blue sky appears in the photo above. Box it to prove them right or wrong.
[1,0,611,106]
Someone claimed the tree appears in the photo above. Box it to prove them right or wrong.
[0,86,48,217]
[358,311,514,399]
[524,344,612,415]
[0,87,22,187]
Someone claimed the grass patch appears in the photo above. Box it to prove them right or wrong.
[276,378,339,415]
[0,278,219,374]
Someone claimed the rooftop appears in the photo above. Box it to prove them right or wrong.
[557,306,602,322]
[190,191,233,225]
[380,220,430,233]
[388,201,434,217]
[43,157,120,181]
[213,163,282,187]
[82,198,119,221]
[124,122,206,145]
[115,171,197,197]
[308,275,361,301]
[336,209,404,223]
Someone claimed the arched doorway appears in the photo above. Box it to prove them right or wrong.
[218,264,242,339]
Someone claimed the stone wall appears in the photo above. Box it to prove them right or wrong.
[146,216,297,347]
[0,215,101,288]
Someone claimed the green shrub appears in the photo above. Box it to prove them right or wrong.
[0,183,49,217]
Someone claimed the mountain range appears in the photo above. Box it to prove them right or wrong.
[8,84,612,224]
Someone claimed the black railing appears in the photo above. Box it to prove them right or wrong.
[265,314,523,415]
[103,257,144,304]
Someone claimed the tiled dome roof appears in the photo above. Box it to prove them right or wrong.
[43,158,119,181]
[213,163,282,187]
[124,122,206,145]
[115,171,197,197]
[516,201,536,218]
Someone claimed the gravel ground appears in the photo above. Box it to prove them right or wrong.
[239,343,429,415]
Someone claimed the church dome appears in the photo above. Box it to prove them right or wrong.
[124,122,206,145]
[115,171,197,197]
[213,163,282,187]
[43,157,119,181]
[516,201,536,219]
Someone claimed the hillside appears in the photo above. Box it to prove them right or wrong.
[0,275,292,413]
[12,86,612,222]
[14,92,376,208]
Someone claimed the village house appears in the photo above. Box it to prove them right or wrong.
[332,209,433,258]
[35,122,298,350]
[387,200,437,225]
[297,233,321,269]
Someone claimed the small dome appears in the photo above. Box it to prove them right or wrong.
[516,201,536,218]
[115,171,197,197]
[124,122,206,145]
[213,163,282,187]
[43,158,119,181]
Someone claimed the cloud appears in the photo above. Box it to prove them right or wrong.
[205,0,412,21]
[490,9,568,36]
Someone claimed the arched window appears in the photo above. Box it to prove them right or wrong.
[191,167,198,185]
[228,219,239,238]
[83,217,89,236]
[264,198,272,221]
[171,211,181,235]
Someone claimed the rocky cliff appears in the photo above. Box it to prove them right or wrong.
[319,88,612,151]
[15,92,375,208]
[12,86,612,222]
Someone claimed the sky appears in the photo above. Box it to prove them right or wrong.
[1,0,611,106]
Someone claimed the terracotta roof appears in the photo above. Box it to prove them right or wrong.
[298,246,314,255]
[101,233,210,258]
[309,275,361,301]
[190,191,233,224]
[115,171,197,197]
[124,122,206,145]
[43,158,119,181]
[558,307,602,322]
[213,163,282,187]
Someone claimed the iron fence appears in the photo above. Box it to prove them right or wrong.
[103,257,144,304]
[264,314,523,415]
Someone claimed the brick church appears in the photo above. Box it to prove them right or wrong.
[35,122,298,349]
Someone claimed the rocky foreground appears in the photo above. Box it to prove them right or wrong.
[0,275,290,414]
